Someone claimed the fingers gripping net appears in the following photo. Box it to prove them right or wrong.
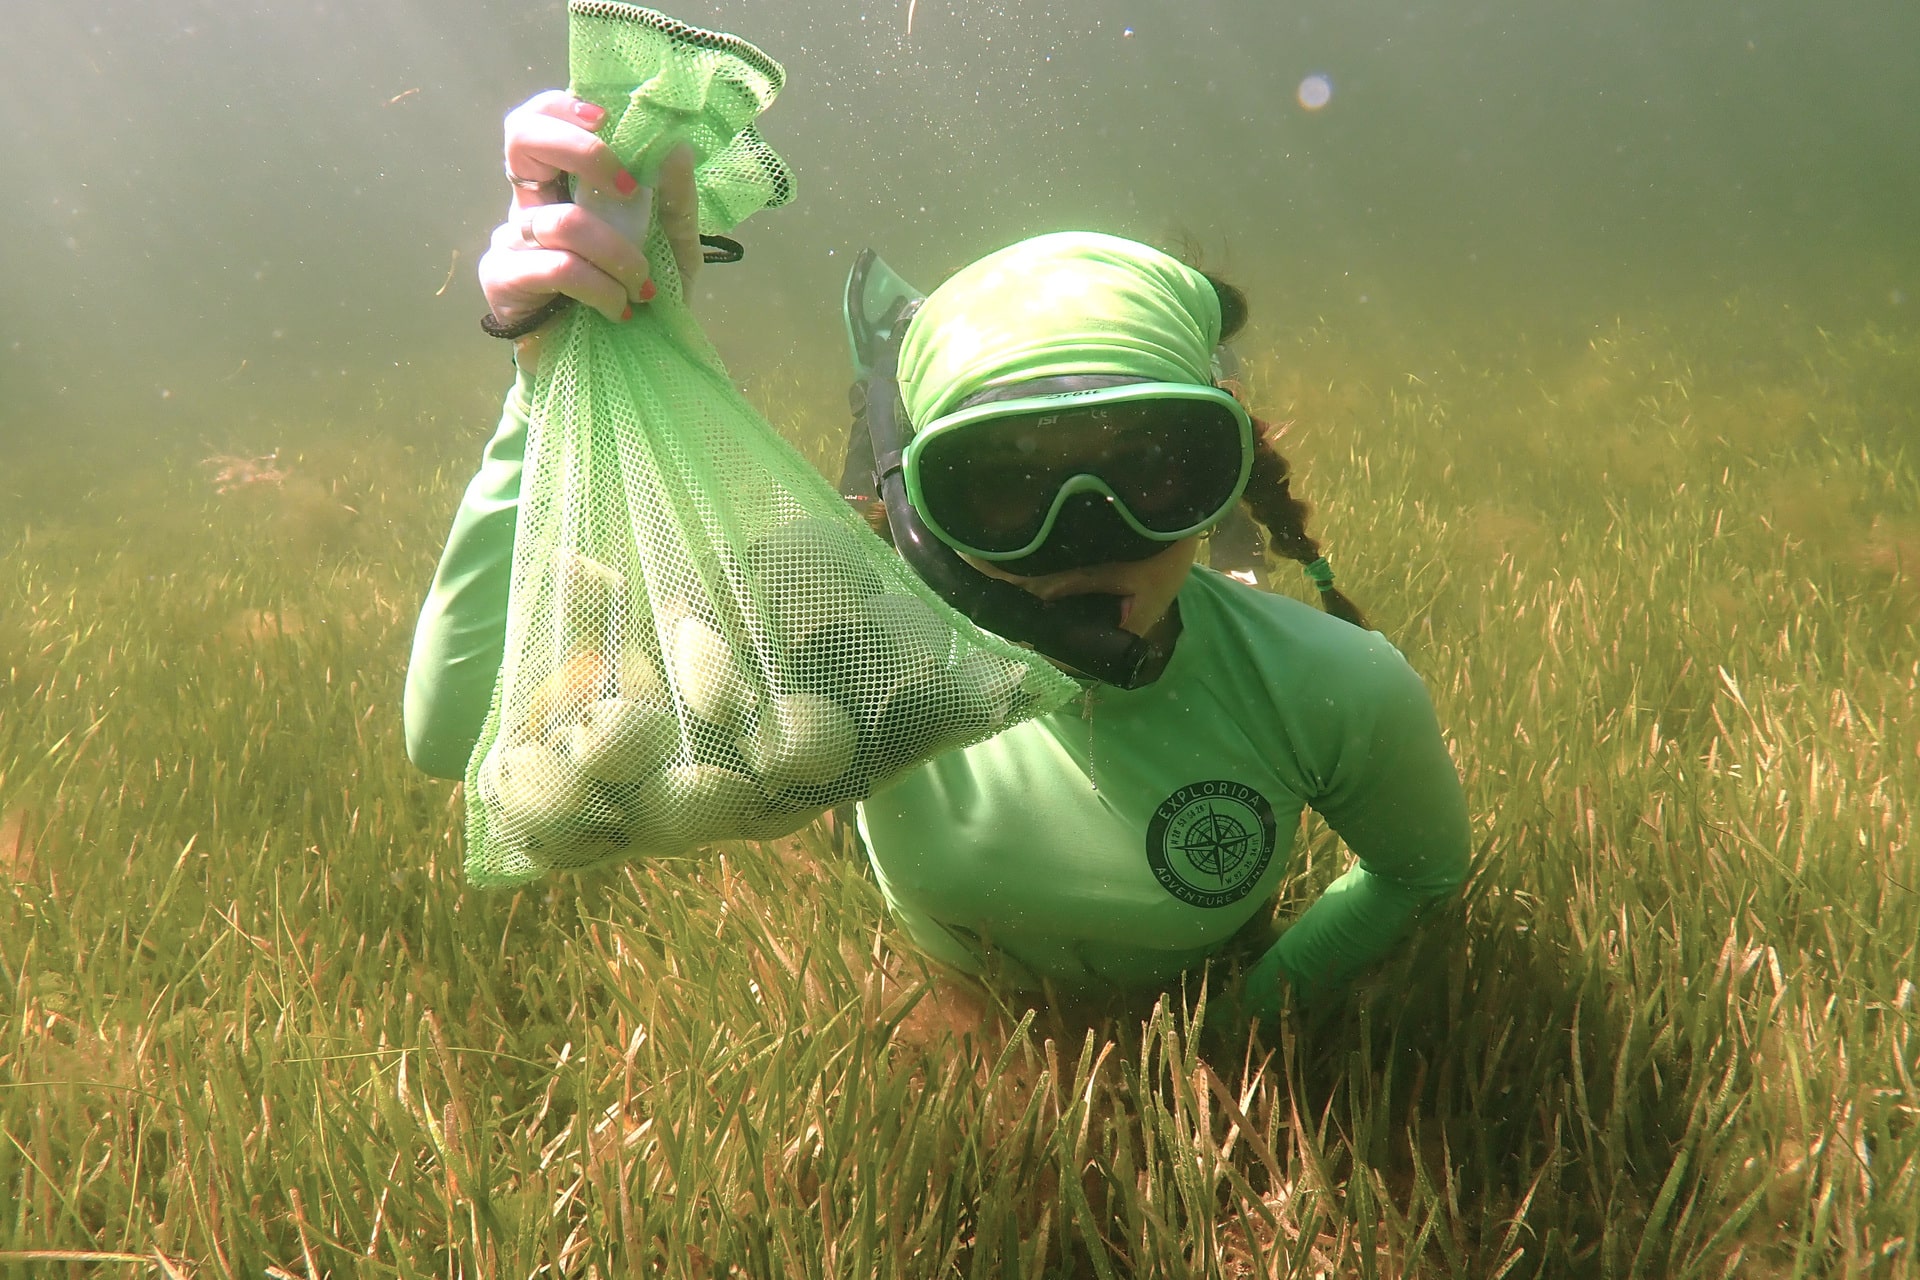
[463,4,1077,886]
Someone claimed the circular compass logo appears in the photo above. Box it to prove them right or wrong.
[1145,781,1277,908]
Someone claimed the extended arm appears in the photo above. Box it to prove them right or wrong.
[402,376,533,778]
[406,89,687,778]
[1249,640,1471,1007]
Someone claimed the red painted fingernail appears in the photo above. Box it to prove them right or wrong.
[614,170,638,196]
[638,280,656,303]
[575,101,606,126]
[620,305,633,321]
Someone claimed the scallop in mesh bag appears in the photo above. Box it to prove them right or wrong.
[465,1,1078,886]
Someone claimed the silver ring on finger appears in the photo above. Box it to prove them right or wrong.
[505,163,552,191]
[517,213,544,251]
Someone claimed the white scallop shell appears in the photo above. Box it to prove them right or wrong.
[739,691,858,790]
[566,697,679,784]
[634,761,770,838]
[669,616,760,731]
[478,741,590,857]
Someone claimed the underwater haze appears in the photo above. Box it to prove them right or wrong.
[4,0,1919,1275]
[3,0,1918,454]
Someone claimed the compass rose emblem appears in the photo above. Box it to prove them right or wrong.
[1145,781,1277,908]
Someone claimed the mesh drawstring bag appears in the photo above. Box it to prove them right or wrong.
[464,1,1079,886]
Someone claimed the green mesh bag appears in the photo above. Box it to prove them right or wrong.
[463,1,1079,886]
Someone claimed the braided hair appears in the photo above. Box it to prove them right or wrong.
[1201,273,1367,629]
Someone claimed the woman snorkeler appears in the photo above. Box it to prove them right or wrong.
[404,91,1471,1019]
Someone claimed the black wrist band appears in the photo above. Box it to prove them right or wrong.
[699,234,745,264]
[481,294,573,340]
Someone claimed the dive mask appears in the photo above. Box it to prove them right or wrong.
[903,381,1254,572]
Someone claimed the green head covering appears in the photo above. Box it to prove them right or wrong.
[896,231,1223,432]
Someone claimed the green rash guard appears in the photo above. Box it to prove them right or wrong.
[856,566,1469,998]
[406,381,1469,1002]
[403,373,535,782]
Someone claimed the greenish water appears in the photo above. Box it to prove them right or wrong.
[3,2,1918,1273]
[4,0,1917,467]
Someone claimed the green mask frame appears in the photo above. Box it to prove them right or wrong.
[902,381,1255,563]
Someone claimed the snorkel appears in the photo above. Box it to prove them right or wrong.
[845,248,1163,689]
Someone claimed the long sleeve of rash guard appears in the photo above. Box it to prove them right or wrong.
[1259,643,1471,1001]
[403,375,531,779]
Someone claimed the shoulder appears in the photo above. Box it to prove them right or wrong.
[1181,570,1452,800]
[1178,568,1442,760]
[1181,567,1416,695]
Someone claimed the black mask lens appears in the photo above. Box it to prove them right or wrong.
[915,395,1246,557]
[988,492,1165,575]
